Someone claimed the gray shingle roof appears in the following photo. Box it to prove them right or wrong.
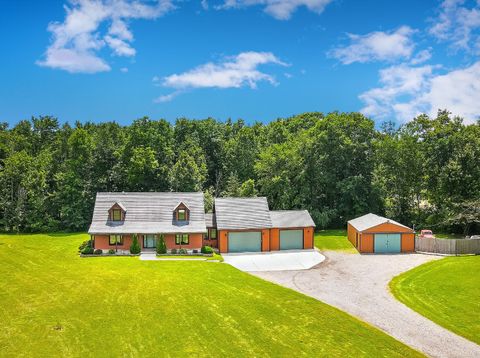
[88,192,206,234]
[348,213,412,232]
[214,197,272,230]
[269,210,316,228]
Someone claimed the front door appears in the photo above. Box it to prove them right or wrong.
[143,234,157,248]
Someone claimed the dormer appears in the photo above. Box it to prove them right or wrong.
[173,202,190,222]
[108,202,126,222]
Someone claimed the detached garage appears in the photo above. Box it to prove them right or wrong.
[347,213,415,253]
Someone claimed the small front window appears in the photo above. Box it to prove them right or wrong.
[175,234,189,245]
[209,229,217,240]
[109,235,123,245]
[112,209,122,221]
[178,209,186,221]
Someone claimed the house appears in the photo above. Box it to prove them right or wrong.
[215,197,315,253]
[88,192,207,253]
[347,213,415,253]
[88,192,315,254]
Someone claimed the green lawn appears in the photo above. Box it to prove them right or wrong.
[390,256,480,345]
[315,229,357,253]
[0,233,420,357]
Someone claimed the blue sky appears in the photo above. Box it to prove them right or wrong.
[1,0,479,125]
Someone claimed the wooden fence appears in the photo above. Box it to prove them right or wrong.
[415,237,480,255]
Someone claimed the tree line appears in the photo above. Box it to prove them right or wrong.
[0,111,479,234]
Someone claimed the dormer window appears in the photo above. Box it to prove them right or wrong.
[178,209,186,221]
[112,209,122,221]
[173,202,190,222]
[109,202,126,222]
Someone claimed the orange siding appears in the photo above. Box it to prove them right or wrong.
[401,233,415,252]
[303,227,314,249]
[347,223,356,246]
[94,234,132,250]
[203,239,218,248]
[360,233,374,253]
[218,230,228,253]
[270,228,280,251]
[367,222,413,234]
[164,233,203,249]
[94,233,203,251]
[261,229,270,251]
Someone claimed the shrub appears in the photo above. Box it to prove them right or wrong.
[171,248,177,254]
[78,240,91,251]
[156,235,167,254]
[130,234,141,254]
[179,248,188,255]
[201,246,213,254]
[108,249,115,255]
[82,246,94,255]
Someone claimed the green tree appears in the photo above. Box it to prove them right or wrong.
[170,151,207,192]
[127,147,160,191]
[156,235,167,254]
[130,234,141,254]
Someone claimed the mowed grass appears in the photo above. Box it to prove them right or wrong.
[315,229,357,253]
[390,256,480,345]
[0,234,421,357]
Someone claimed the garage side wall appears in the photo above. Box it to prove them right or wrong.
[303,227,314,249]
[347,223,357,246]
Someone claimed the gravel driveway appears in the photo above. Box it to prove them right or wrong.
[253,251,480,358]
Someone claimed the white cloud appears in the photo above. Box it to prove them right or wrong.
[155,51,287,101]
[120,67,128,72]
[217,0,333,20]
[154,90,183,103]
[359,61,480,124]
[201,0,209,10]
[37,0,175,73]
[410,48,432,65]
[329,26,416,64]
[429,0,480,53]
[162,51,287,89]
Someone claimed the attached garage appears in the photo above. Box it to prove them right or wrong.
[347,213,415,254]
[279,229,304,250]
[228,231,262,253]
[214,198,316,253]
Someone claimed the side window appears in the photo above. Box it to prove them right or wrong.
[210,229,217,239]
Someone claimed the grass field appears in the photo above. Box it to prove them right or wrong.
[0,233,421,357]
[390,256,480,345]
[314,229,357,253]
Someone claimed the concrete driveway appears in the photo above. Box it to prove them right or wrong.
[223,250,325,271]
[253,251,480,358]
